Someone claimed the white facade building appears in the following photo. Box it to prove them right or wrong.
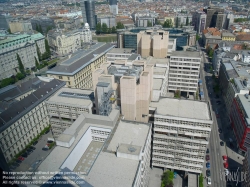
[0,33,45,80]
[242,51,250,63]
[47,23,92,56]
[167,51,201,94]
[150,98,213,173]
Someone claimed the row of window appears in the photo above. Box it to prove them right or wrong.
[153,155,203,166]
[154,137,207,147]
[152,160,201,171]
[154,118,211,127]
[153,145,205,154]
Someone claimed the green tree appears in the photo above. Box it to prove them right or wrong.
[175,17,179,28]
[44,39,51,57]
[7,28,11,34]
[196,34,200,41]
[111,26,116,33]
[96,22,101,34]
[147,21,152,27]
[180,23,183,28]
[208,48,214,58]
[186,17,189,26]
[161,170,174,187]
[16,72,25,80]
[101,23,108,34]
[16,53,25,74]
[116,22,125,29]
[36,24,39,32]
[199,173,203,187]
[35,57,40,70]
[0,77,15,88]
[36,43,41,61]
[163,19,173,28]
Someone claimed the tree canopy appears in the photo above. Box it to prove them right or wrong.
[162,19,173,28]
[17,53,25,74]
[116,22,125,29]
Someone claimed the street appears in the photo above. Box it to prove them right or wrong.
[197,41,244,187]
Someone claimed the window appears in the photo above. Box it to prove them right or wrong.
[59,76,62,79]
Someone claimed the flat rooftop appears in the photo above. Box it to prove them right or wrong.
[108,48,136,54]
[153,67,167,76]
[171,51,201,58]
[47,87,93,107]
[153,79,163,90]
[150,98,211,120]
[147,57,169,66]
[107,120,150,152]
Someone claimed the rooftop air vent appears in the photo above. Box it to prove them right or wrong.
[41,95,43,97]
[128,146,136,153]
[245,94,249,99]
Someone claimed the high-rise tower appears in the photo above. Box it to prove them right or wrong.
[109,0,118,15]
[81,0,96,30]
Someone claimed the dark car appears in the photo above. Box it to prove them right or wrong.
[47,140,54,144]
[230,143,234,148]
[206,155,210,161]
[33,140,38,145]
[21,153,28,158]
[220,141,224,146]
[45,130,50,134]
[206,170,211,177]
[219,128,222,133]
[216,95,220,98]
[206,148,209,153]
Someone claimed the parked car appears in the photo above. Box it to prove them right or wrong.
[224,162,229,168]
[220,141,224,146]
[174,172,177,179]
[206,148,209,153]
[21,153,28,158]
[33,140,38,145]
[18,156,24,161]
[219,128,222,133]
[47,140,54,144]
[223,155,228,161]
[45,130,50,134]
[206,162,210,168]
[30,146,36,150]
[207,177,211,185]
[206,170,211,177]
[206,155,210,161]
[230,142,234,148]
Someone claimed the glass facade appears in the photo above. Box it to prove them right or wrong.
[123,34,137,49]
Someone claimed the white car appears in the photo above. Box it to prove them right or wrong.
[207,177,211,185]
[225,169,229,175]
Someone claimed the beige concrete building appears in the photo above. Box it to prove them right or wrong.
[93,60,153,123]
[137,30,169,59]
[46,42,114,89]
[150,98,213,173]
[46,87,94,139]
[9,20,33,33]
[0,79,65,162]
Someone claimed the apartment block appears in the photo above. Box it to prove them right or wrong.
[0,33,46,80]
[167,51,201,94]
[242,148,250,187]
[93,60,153,123]
[30,17,55,34]
[219,61,250,115]
[230,94,250,155]
[150,98,213,173]
[204,6,225,29]
[0,79,65,162]
[137,29,169,59]
[46,87,94,138]
[46,42,114,89]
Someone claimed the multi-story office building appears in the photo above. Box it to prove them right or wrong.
[97,16,116,28]
[192,10,207,34]
[221,32,236,41]
[106,48,140,64]
[204,6,225,29]
[8,20,32,33]
[34,109,151,187]
[46,87,94,138]
[230,94,250,155]
[46,42,114,89]
[109,0,118,15]
[93,60,153,123]
[150,98,213,173]
[117,31,138,49]
[30,17,55,34]
[137,30,169,58]
[0,79,65,162]
[167,51,201,95]
[0,33,45,80]
[242,148,250,187]
[81,0,96,29]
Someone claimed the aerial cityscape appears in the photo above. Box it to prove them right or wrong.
[0,0,250,187]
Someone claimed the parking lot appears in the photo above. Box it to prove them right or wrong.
[10,131,54,173]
